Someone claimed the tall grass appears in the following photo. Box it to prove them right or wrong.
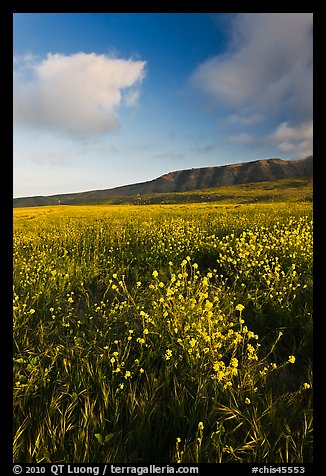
[13,202,313,463]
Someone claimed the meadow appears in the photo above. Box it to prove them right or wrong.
[13,201,313,463]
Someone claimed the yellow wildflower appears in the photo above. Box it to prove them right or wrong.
[288,355,296,364]
[198,422,204,430]
[230,358,238,368]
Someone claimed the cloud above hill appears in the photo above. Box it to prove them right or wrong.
[13,52,146,135]
[191,13,313,157]
[228,120,313,158]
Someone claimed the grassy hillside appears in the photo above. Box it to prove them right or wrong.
[14,176,313,208]
[98,176,313,205]
[13,155,313,208]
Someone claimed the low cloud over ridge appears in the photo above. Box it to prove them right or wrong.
[13,52,147,135]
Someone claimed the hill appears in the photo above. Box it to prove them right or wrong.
[13,156,313,208]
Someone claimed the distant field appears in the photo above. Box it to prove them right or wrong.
[13,201,313,463]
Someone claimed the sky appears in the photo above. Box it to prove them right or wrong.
[13,13,313,198]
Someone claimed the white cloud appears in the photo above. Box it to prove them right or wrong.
[227,120,313,158]
[272,121,313,142]
[277,139,313,158]
[227,113,263,126]
[272,121,313,157]
[123,89,140,107]
[13,52,147,135]
[191,13,313,123]
[227,132,257,145]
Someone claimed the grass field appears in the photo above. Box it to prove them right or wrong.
[13,200,313,463]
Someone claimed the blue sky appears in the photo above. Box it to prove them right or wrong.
[13,13,313,198]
